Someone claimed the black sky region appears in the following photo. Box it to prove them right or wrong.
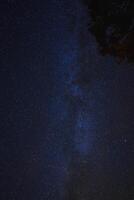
[0,0,134,199]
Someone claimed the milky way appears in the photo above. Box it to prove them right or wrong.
[46,1,134,199]
[0,0,133,199]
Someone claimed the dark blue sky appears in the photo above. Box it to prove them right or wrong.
[0,0,133,199]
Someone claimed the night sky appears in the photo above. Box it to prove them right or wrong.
[0,0,134,199]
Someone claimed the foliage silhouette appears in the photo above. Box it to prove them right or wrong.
[82,0,134,63]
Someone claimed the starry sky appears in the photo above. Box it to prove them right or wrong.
[0,0,134,199]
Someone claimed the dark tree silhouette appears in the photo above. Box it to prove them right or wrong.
[64,157,133,200]
[82,0,134,63]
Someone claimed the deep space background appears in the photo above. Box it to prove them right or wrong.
[0,0,134,199]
